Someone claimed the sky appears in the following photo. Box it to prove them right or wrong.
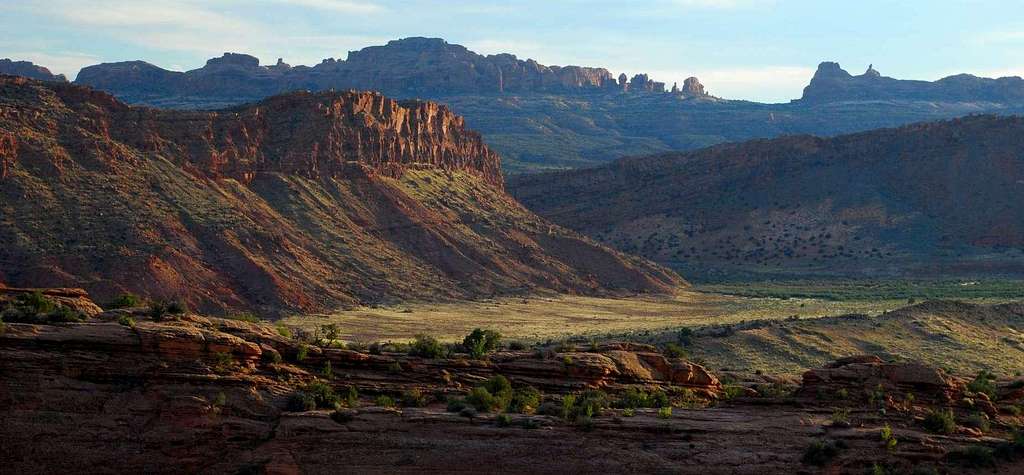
[1,0,1023,102]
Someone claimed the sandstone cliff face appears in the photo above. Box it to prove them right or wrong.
[0,77,682,313]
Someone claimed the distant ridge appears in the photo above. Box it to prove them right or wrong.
[800,61,1024,103]
[0,59,67,82]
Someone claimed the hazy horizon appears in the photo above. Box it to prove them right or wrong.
[2,0,1023,102]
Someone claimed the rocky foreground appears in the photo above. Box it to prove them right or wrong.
[2,288,1024,474]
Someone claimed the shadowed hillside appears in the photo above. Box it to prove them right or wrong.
[510,115,1024,280]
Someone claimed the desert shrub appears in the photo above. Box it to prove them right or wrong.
[622,408,636,417]
[721,386,746,400]
[507,340,527,351]
[374,395,396,408]
[149,302,168,321]
[2,292,84,324]
[446,397,469,413]
[388,362,403,373]
[965,412,991,433]
[830,408,850,427]
[575,415,595,431]
[458,407,478,419]
[302,380,341,409]
[923,409,956,434]
[401,389,427,407]
[19,291,56,314]
[343,386,359,408]
[801,439,846,466]
[509,386,542,414]
[409,334,445,358]
[496,414,512,427]
[224,312,260,323]
[466,387,500,412]
[676,328,694,346]
[463,328,501,359]
[211,351,235,373]
[166,300,187,314]
[321,361,333,378]
[657,406,673,419]
[295,344,309,362]
[275,323,292,338]
[662,342,687,358]
[968,370,998,399]
[287,392,317,412]
[107,293,142,309]
[117,315,136,328]
[564,390,609,421]
[614,388,669,409]
[48,305,84,323]
[881,423,898,452]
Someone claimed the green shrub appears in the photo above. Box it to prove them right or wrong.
[321,361,333,378]
[287,392,317,412]
[722,386,746,400]
[225,312,260,323]
[409,334,445,358]
[295,344,309,362]
[520,417,541,429]
[47,305,84,323]
[446,397,469,413]
[662,342,687,358]
[496,414,512,427]
[18,291,56,314]
[211,351,235,373]
[107,293,142,309]
[303,380,341,409]
[375,395,396,408]
[463,328,501,359]
[801,439,846,466]
[458,407,478,419]
[166,300,187,314]
[563,390,609,421]
[881,423,898,452]
[509,386,542,414]
[275,323,292,339]
[657,406,673,419]
[401,389,427,407]
[343,386,359,408]
[968,370,998,399]
[923,409,957,434]
[117,315,136,328]
[536,401,564,417]
[622,408,636,417]
[507,340,527,351]
[466,387,499,412]
[830,408,850,427]
[614,387,669,409]
[575,415,595,431]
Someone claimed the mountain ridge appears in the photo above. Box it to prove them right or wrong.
[509,114,1024,280]
[0,75,683,313]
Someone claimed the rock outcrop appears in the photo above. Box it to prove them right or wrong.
[3,295,1021,474]
[0,76,683,313]
[0,59,67,82]
[75,38,683,100]
[801,61,1024,103]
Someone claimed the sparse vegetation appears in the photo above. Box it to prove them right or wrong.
[374,395,396,408]
[802,439,846,466]
[117,315,136,328]
[463,328,501,359]
[107,293,142,309]
[657,406,673,419]
[662,342,687,358]
[923,409,957,434]
[409,334,446,358]
[1,291,85,324]
[967,370,998,399]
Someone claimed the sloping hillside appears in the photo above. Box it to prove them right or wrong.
[0,76,682,314]
[510,115,1024,280]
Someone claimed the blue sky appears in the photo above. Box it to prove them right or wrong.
[1,0,1022,102]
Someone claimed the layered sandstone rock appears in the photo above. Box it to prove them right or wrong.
[0,76,683,313]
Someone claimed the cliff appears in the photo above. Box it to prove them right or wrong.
[75,38,701,100]
[0,76,683,313]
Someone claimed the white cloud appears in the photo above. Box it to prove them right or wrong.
[268,0,384,14]
[646,65,815,102]
[668,0,776,9]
